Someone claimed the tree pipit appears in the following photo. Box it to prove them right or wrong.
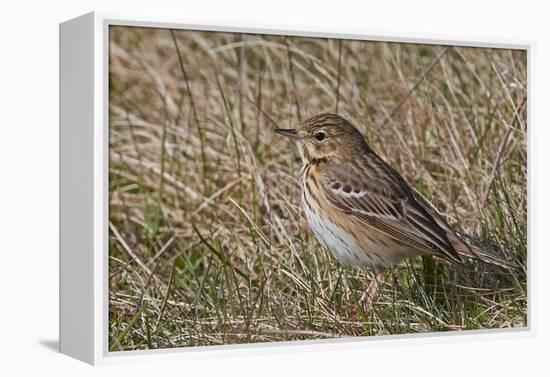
[275,113,514,312]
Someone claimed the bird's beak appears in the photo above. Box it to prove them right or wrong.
[274,128,301,140]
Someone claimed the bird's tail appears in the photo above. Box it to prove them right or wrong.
[412,189,518,269]
[450,236,518,269]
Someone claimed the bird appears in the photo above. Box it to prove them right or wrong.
[274,112,514,312]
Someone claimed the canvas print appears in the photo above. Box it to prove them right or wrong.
[108,25,527,351]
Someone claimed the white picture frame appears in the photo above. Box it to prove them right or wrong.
[59,11,534,365]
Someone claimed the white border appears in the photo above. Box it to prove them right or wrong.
[62,11,535,365]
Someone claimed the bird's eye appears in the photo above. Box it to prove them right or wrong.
[314,132,326,141]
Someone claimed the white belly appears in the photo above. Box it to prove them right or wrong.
[312,220,361,264]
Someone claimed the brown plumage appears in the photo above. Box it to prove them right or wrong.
[275,113,513,310]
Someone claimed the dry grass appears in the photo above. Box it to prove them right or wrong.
[108,26,527,351]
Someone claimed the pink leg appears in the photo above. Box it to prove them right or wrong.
[359,269,386,312]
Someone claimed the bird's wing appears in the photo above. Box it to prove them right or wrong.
[320,158,462,265]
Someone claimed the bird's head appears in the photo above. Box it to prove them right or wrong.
[275,113,367,162]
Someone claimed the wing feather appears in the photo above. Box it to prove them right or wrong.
[321,158,462,265]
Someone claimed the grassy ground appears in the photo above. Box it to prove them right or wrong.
[108,26,527,351]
